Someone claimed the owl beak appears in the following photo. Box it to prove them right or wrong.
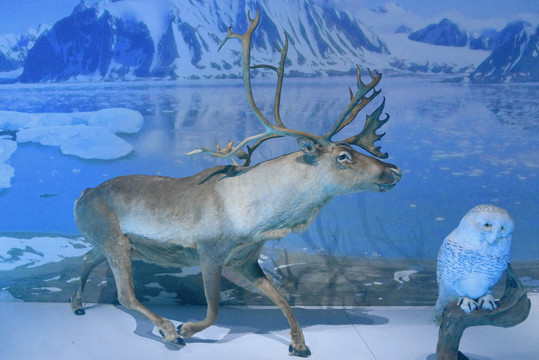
[486,232,510,245]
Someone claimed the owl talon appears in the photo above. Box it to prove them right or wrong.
[458,297,478,313]
[478,294,497,311]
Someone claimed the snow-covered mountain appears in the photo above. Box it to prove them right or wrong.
[469,21,531,50]
[0,25,48,73]
[407,18,533,52]
[471,24,539,83]
[408,18,468,47]
[1,0,537,82]
[354,2,539,81]
[19,0,389,82]
[356,4,490,75]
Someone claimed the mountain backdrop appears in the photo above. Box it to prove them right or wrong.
[0,0,537,83]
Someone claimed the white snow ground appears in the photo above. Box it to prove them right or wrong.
[0,236,90,271]
[0,295,537,360]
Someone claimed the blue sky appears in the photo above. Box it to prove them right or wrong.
[0,0,537,35]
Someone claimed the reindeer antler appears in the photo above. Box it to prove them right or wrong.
[323,67,389,159]
[188,9,390,165]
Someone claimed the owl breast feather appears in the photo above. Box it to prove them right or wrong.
[437,238,510,289]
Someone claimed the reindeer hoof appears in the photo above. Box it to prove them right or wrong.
[159,329,186,346]
[74,308,86,316]
[289,344,311,357]
[171,336,186,346]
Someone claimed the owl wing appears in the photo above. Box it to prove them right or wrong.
[437,237,472,286]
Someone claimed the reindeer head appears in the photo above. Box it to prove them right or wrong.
[188,9,401,193]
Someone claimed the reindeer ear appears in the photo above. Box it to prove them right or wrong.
[297,137,320,156]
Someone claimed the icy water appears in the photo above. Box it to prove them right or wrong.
[0,76,538,304]
[0,76,537,258]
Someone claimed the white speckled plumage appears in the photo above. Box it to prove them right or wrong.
[434,204,514,322]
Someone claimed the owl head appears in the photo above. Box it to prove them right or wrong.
[456,204,514,247]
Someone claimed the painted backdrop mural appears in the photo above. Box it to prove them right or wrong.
[0,0,538,306]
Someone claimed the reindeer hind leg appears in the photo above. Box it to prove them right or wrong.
[76,199,184,346]
[234,259,311,357]
[104,232,185,346]
[70,246,106,315]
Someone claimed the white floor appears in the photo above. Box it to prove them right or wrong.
[0,294,537,360]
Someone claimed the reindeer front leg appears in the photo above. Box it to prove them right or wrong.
[179,257,223,339]
[235,260,311,357]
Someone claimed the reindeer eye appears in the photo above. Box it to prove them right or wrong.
[337,153,351,162]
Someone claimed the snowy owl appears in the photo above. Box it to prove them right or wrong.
[434,204,514,323]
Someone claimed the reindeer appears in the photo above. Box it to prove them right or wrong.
[70,10,401,357]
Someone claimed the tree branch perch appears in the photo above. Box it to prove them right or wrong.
[436,264,531,360]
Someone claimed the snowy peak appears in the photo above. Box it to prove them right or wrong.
[471,24,539,83]
[408,18,468,47]
[405,17,535,52]
[19,3,160,82]
[492,20,531,50]
[4,0,539,82]
[18,0,388,82]
[0,25,49,73]
[357,1,427,35]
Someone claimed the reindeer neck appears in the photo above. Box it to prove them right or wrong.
[214,152,332,238]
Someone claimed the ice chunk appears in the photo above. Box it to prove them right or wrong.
[0,111,33,130]
[86,108,144,133]
[0,137,16,161]
[24,108,143,134]
[17,125,135,160]
[0,138,16,190]
[393,270,418,284]
[0,162,15,190]
[0,108,143,161]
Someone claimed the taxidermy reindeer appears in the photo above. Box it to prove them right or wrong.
[70,10,401,357]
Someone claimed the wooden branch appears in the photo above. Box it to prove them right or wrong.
[436,264,531,360]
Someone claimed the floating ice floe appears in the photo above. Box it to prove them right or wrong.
[17,124,136,160]
[393,270,418,284]
[0,236,91,271]
[0,108,143,133]
[0,137,16,189]
[0,108,144,189]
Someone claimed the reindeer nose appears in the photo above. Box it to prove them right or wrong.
[388,164,402,183]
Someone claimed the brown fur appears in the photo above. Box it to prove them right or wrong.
[70,142,401,355]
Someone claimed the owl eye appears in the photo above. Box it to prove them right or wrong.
[501,225,506,231]
[483,223,492,230]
